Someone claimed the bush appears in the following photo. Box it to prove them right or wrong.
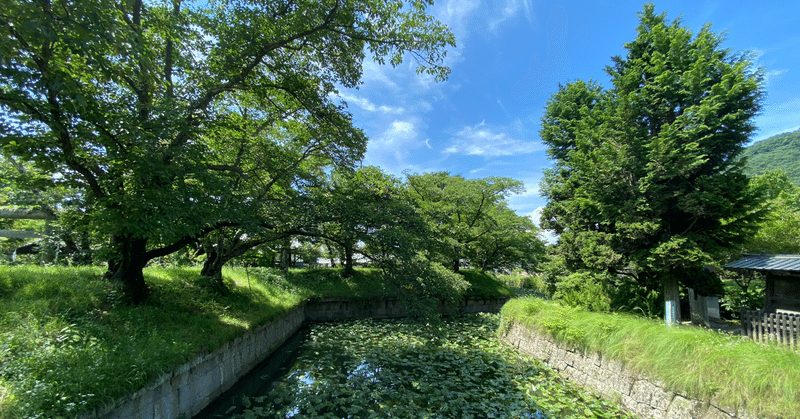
[719,271,765,319]
[552,270,611,312]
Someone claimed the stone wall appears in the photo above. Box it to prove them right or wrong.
[501,322,758,419]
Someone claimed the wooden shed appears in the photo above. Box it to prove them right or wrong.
[725,254,800,314]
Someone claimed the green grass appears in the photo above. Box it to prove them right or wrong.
[455,269,515,298]
[0,265,303,418]
[0,265,510,418]
[501,297,800,419]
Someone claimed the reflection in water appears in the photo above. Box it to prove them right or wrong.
[201,314,629,419]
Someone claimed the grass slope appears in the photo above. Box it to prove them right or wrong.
[743,129,800,185]
[501,297,800,419]
[0,265,511,418]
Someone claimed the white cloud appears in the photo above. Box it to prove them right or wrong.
[360,60,400,89]
[489,0,535,32]
[363,119,432,175]
[338,92,405,114]
[436,0,480,41]
[754,97,800,141]
[444,121,543,157]
[383,120,417,145]
[527,206,558,245]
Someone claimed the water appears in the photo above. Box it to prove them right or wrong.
[196,314,629,419]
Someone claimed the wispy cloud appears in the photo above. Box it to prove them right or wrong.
[363,119,433,175]
[360,60,400,89]
[338,92,405,114]
[765,68,788,86]
[444,121,543,157]
[436,0,480,41]
[754,97,800,141]
[489,0,536,32]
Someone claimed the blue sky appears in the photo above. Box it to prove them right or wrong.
[334,0,800,227]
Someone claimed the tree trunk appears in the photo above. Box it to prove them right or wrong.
[112,236,150,304]
[279,237,292,271]
[325,241,337,267]
[343,245,355,277]
[200,245,226,291]
[664,276,681,326]
[452,245,462,273]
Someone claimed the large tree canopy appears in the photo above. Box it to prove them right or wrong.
[405,172,543,273]
[0,0,454,302]
[539,4,765,323]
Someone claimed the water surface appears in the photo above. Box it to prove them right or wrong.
[199,314,631,419]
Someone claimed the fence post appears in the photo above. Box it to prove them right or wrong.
[741,307,748,338]
[793,315,798,350]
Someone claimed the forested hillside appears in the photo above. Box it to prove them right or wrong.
[743,129,800,185]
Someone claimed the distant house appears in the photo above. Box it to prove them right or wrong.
[725,254,800,314]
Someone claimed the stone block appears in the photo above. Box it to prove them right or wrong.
[700,404,735,419]
[609,373,634,397]
[154,388,177,419]
[134,387,155,419]
[110,398,137,419]
[177,383,193,414]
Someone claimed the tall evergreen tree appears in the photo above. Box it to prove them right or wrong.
[539,4,765,323]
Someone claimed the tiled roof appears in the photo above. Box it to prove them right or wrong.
[724,254,800,273]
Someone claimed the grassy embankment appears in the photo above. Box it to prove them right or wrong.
[501,297,800,419]
[0,265,511,419]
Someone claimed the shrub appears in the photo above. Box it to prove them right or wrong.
[552,270,611,312]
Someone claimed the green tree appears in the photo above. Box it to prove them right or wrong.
[311,166,425,276]
[196,92,356,287]
[405,172,539,272]
[539,4,765,324]
[0,0,454,302]
[743,170,800,254]
[467,206,545,273]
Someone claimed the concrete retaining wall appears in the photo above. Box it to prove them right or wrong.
[80,306,306,419]
[80,297,508,419]
[501,322,758,419]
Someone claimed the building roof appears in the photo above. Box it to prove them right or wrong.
[724,254,800,274]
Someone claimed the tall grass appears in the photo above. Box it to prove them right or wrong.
[501,297,800,419]
[0,265,303,419]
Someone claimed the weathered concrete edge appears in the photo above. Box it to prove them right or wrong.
[500,322,760,419]
[78,305,306,419]
[79,297,509,419]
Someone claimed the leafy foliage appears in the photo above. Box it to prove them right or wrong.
[219,315,633,419]
[406,172,544,273]
[741,170,800,254]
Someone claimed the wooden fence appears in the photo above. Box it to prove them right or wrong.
[740,308,799,349]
